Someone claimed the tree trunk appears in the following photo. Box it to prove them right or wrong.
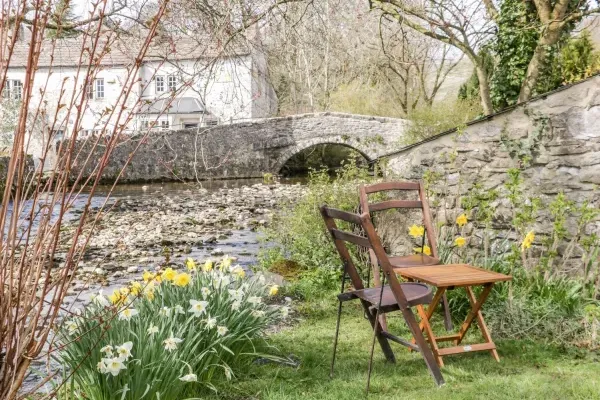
[475,63,493,115]
[518,27,562,102]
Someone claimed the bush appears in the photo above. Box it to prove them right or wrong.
[259,160,377,299]
[403,99,482,145]
[57,257,287,399]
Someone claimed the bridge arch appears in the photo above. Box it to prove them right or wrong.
[272,137,373,175]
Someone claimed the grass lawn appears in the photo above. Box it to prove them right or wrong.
[208,304,600,400]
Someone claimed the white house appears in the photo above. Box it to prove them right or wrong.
[2,32,277,156]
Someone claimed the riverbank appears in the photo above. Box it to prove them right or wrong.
[56,181,306,305]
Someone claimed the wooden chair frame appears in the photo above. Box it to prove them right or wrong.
[359,181,453,331]
[321,206,445,392]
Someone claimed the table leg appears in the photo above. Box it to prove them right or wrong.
[411,287,447,348]
[417,304,443,367]
[464,285,500,362]
[455,284,494,346]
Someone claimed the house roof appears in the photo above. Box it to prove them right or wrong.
[137,97,206,115]
[8,34,251,68]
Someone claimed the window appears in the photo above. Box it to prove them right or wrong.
[155,76,165,93]
[160,120,169,130]
[167,75,177,91]
[3,80,23,100]
[87,78,104,100]
[95,78,104,99]
[140,120,149,130]
[52,130,65,142]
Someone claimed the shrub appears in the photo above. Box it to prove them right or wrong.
[259,160,377,298]
[403,99,482,145]
[57,257,287,399]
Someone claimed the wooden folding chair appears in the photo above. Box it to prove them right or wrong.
[359,181,453,331]
[321,206,445,392]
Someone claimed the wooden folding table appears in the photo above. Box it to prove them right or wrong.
[395,264,512,367]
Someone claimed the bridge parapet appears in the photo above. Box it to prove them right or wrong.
[69,112,411,182]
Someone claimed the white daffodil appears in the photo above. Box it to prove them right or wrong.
[100,345,113,357]
[174,305,185,315]
[159,307,172,317]
[115,341,133,361]
[219,275,231,287]
[97,360,107,373]
[163,336,183,351]
[251,310,265,318]
[228,289,244,301]
[147,325,159,336]
[206,317,217,329]
[179,373,198,382]
[118,308,139,321]
[103,357,127,376]
[217,326,228,336]
[231,300,241,311]
[201,287,211,298]
[92,290,110,307]
[248,296,262,305]
[188,300,208,317]
[65,320,78,336]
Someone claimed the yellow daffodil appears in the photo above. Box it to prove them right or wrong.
[232,265,245,279]
[143,270,156,283]
[408,224,425,238]
[119,287,130,296]
[153,274,163,284]
[109,290,121,305]
[454,237,466,247]
[269,285,279,296]
[130,281,143,296]
[220,256,233,271]
[521,230,535,251]
[173,272,191,287]
[162,268,176,281]
[203,259,214,272]
[414,245,432,256]
[456,214,468,227]
[144,282,155,301]
[185,258,197,271]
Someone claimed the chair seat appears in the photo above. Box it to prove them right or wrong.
[347,282,433,312]
[389,254,440,268]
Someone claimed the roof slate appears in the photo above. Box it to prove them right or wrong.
[8,34,251,68]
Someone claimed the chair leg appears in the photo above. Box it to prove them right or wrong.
[330,299,344,378]
[366,306,382,396]
[369,249,388,331]
[362,305,395,363]
[441,292,453,331]
[403,307,445,387]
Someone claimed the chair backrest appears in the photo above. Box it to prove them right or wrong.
[358,181,438,259]
[320,206,412,309]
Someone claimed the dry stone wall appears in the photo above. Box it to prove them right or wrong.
[383,75,600,270]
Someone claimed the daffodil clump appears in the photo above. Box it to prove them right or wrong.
[58,256,288,400]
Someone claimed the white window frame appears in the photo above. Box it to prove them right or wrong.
[155,76,165,93]
[3,80,23,100]
[95,78,104,99]
[167,75,177,91]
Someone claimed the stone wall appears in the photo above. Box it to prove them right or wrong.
[0,154,36,197]
[382,75,600,268]
[69,112,410,182]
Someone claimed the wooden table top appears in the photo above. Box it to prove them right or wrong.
[395,264,512,287]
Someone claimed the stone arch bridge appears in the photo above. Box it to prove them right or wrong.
[73,112,410,182]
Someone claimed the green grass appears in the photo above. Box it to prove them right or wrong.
[206,303,600,400]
